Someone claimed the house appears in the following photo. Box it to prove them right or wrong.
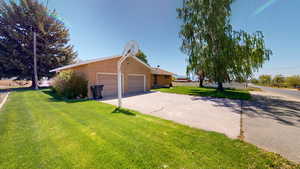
[50,55,173,98]
[173,75,192,82]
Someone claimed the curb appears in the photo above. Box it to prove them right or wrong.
[0,92,9,110]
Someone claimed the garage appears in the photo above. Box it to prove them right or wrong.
[127,74,145,94]
[50,55,173,99]
[96,73,120,97]
[97,73,144,97]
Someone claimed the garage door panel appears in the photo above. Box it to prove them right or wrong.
[97,74,118,97]
[128,75,145,94]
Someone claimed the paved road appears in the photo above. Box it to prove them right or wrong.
[102,92,242,139]
[243,88,300,163]
[251,84,300,100]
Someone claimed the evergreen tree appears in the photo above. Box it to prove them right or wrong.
[136,50,149,65]
[0,0,77,87]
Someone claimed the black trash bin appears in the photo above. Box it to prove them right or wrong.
[90,85,104,99]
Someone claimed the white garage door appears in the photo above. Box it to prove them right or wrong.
[96,74,118,97]
[128,75,145,94]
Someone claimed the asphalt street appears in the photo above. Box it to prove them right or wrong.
[252,85,300,100]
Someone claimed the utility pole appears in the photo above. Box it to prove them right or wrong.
[33,32,39,90]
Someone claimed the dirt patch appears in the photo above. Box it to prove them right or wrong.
[0,80,31,89]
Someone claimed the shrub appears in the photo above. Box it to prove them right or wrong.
[52,70,88,99]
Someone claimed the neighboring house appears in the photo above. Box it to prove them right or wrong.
[173,75,192,82]
[50,55,173,98]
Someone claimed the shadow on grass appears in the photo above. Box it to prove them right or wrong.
[111,108,136,116]
[188,88,251,100]
[42,90,90,103]
[0,86,52,93]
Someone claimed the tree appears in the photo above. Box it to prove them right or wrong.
[187,64,205,87]
[286,75,300,88]
[136,50,149,65]
[272,74,285,87]
[259,75,272,85]
[250,78,259,84]
[0,0,77,87]
[177,0,271,91]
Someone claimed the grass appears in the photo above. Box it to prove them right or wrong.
[0,89,298,169]
[153,86,252,100]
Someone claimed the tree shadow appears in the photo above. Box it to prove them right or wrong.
[111,108,136,116]
[42,90,90,103]
[188,88,251,100]
[189,93,300,128]
[190,96,242,114]
[242,95,300,127]
[0,86,51,93]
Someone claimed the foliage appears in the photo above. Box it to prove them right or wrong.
[272,74,285,87]
[286,75,300,88]
[259,75,272,85]
[136,50,149,65]
[153,86,251,100]
[52,70,88,99]
[0,0,77,86]
[177,0,271,91]
[251,78,259,84]
[253,74,300,89]
[0,90,297,169]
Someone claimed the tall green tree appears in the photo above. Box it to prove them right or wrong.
[0,0,77,87]
[136,50,149,65]
[286,75,300,88]
[177,0,271,91]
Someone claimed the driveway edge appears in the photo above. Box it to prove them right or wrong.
[0,92,9,110]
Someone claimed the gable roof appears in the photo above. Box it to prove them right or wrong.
[151,68,174,76]
[50,55,152,72]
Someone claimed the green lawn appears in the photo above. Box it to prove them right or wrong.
[153,86,252,100]
[0,90,298,169]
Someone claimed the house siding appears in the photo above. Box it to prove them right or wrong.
[62,57,152,98]
[152,75,172,88]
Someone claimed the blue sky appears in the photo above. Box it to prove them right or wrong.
[47,0,300,77]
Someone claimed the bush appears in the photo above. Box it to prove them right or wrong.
[52,70,88,99]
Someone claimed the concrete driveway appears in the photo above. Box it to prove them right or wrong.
[102,91,242,138]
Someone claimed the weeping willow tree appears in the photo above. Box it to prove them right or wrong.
[178,0,271,91]
[0,0,77,87]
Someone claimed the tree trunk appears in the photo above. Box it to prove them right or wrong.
[31,75,38,89]
[199,79,204,87]
[217,82,224,92]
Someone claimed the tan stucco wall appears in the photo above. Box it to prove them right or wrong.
[152,74,172,87]
[62,57,152,98]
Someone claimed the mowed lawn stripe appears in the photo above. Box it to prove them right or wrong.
[0,92,69,168]
[40,91,200,168]
[0,90,298,169]
[24,91,136,169]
